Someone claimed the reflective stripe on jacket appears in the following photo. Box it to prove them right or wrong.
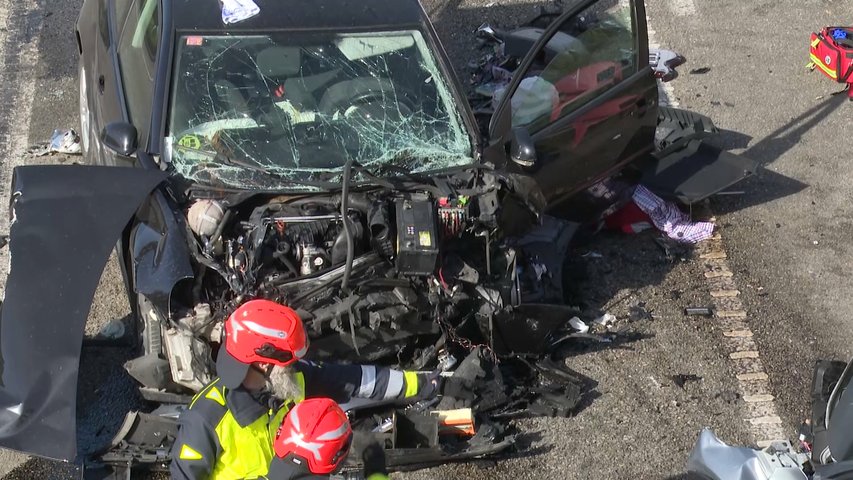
[170,362,427,479]
[170,375,306,480]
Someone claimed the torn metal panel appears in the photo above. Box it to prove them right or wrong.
[686,429,809,480]
[0,166,165,461]
[640,140,758,204]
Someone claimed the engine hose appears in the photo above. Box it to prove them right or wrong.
[210,208,234,248]
[272,250,300,277]
[192,265,207,303]
[341,158,355,292]
[184,222,242,293]
[289,194,370,212]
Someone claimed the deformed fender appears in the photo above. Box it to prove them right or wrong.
[130,189,194,319]
[0,165,166,461]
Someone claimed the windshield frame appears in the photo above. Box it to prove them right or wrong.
[158,24,481,191]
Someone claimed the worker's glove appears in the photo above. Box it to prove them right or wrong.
[412,370,442,402]
[362,441,388,477]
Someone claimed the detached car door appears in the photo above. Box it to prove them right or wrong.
[487,0,657,207]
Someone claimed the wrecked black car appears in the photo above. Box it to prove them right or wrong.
[0,0,757,473]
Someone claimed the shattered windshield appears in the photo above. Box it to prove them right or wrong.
[165,30,474,190]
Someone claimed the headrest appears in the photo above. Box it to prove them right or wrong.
[256,46,302,77]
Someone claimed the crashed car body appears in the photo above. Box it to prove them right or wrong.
[686,359,853,480]
[0,0,756,470]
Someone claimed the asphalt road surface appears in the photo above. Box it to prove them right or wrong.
[645,0,853,451]
[0,0,848,478]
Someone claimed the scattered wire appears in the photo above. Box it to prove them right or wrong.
[433,303,498,363]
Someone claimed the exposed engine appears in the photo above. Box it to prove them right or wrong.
[143,168,581,425]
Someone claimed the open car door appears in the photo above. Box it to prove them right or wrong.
[486,0,658,207]
[485,0,757,208]
[0,165,166,461]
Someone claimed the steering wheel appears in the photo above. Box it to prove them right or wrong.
[320,78,416,121]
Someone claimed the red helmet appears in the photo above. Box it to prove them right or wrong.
[270,398,353,476]
[215,299,308,388]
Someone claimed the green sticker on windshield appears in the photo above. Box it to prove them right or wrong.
[178,134,202,149]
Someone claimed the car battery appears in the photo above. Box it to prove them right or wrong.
[395,194,438,276]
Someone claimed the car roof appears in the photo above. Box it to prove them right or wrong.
[169,0,427,32]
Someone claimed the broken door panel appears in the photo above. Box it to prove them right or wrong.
[654,106,718,157]
[639,140,758,205]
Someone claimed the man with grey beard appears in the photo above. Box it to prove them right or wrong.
[171,299,439,480]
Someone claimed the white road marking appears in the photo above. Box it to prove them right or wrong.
[698,237,789,444]
[649,7,787,446]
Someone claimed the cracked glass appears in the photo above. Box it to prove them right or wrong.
[166,30,474,190]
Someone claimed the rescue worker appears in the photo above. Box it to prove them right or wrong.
[265,397,389,480]
[170,299,438,480]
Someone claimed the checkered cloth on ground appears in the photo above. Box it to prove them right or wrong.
[632,185,715,243]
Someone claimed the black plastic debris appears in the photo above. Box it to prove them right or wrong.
[672,374,703,388]
[491,304,581,356]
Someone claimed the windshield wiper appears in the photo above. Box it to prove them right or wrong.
[349,162,397,189]
[216,153,341,191]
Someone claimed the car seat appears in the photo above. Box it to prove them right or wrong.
[255,46,319,110]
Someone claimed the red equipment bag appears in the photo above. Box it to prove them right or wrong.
[810,27,853,99]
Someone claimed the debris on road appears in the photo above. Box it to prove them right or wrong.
[603,186,716,244]
[629,303,654,322]
[689,67,711,74]
[687,429,810,480]
[686,358,853,478]
[29,128,82,156]
[633,186,716,244]
[593,313,616,327]
[569,317,590,333]
[603,201,653,234]
[650,48,686,82]
[97,318,126,340]
[671,374,702,388]
[684,307,714,317]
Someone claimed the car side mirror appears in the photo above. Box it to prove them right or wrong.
[101,122,138,156]
[509,126,537,168]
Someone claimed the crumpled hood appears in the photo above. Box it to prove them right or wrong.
[0,165,165,461]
